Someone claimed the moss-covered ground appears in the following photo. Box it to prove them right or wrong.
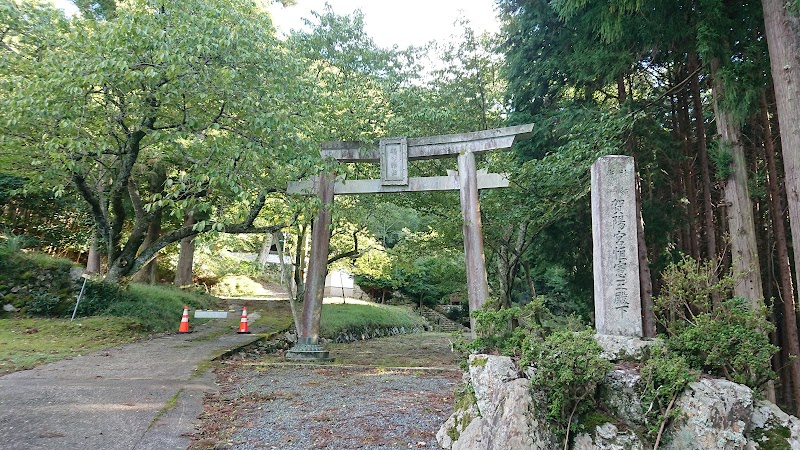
[0,316,145,374]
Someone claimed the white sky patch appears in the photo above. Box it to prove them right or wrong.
[51,0,79,16]
[48,0,501,49]
[266,0,501,49]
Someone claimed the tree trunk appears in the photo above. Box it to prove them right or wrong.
[636,168,656,337]
[131,166,166,284]
[174,214,196,288]
[276,231,301,333]
[131,213,161,283]
[711,58,765,306]
[690,51,721,304]
[293,222,309,304]
[275,232,288,287]
[761,88,800,413]
[763,0,800,412]
[678,84,701,260]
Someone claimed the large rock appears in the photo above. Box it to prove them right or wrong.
[438,355,558,450]
[436,402,479,450]
[664,378,753,449]
[573,423,645,450]
[600,369,645,426]
[468,354,518,418]
[439,354,800,450]
[747,400,800,449]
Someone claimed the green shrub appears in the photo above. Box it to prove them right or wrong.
[77,280,132,316]
[639,345,698,442]
[76,282,219,332]
[105,283,219,332]
[655,256,778,390]
[523,329,612,439]
[26,291,67,317]
[468,298,580,357]
[469,302,535,357]
[666,298,777,389]
[465,300,607,442]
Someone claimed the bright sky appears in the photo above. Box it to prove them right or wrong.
[50,0,501,48]
[266,0,501,48]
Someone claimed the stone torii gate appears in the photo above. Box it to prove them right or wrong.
[285,124,533,360]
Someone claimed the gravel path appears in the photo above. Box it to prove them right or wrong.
[192,333,462,450]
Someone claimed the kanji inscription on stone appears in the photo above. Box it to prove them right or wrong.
[591,155,642,337]
[380,137,408,186]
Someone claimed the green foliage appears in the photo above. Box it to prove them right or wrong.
[397,254,466,306]
[1,0,312,280]
[378,229,467,306]
[77,281,132,317]
[104,284,215,332]
[524,329,612,437]
[78,281,218,332]
[750,426,792,450]
[667,298,777,389]
[25,291,67,317]
[469,298,549,356]
[710,140,734,181]
[639,345,699,442]
[210,275,266,297]
[0,247,77,315]
[465,300,607,439]
[0,231,31,254]
[654,256,736,328]
[655,256,778,390]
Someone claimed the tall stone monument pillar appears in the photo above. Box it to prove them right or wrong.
[591,156,642,337]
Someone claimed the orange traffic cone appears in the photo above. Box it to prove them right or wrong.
[178,305,190,333]
[237,307,250,334]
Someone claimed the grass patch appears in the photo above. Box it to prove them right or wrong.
[319,302,426,339]
[78,282,221,333]
[0,316,145,374]
[210,275,267,297]
[249,301,295,332]
[326,332,461,368]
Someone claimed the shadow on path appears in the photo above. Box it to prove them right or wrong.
[0,306,284,450]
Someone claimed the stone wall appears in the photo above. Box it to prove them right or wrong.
[0,252,81,316]
[438,354,800,450]
[329,325,428,344]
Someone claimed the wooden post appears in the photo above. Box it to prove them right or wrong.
[287,172,334,361]
[458,150,490,336]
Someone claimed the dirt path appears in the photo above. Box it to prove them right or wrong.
[0,303,289,450]
[191,333,463,450]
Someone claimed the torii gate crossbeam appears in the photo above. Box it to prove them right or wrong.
[285,124,533,361]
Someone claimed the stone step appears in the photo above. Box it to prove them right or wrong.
[417,306,469,333]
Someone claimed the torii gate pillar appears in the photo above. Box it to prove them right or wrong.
[287,172,335,361]
[458,150,490,330]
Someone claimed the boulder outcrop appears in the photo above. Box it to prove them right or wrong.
[438,354,800,450]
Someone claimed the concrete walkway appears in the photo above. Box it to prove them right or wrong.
[0,317,268,450]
